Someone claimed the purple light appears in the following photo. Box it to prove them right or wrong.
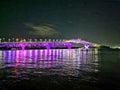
[46,43,50,49]
[67,43,72,49]
[21,45,25,50]
[0,48,99,75]
[0,39,96,50]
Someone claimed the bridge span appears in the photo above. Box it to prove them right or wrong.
[0,38,97,50]
[0,42,72,50]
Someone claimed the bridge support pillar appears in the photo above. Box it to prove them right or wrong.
[21,45,25,50]
[67,43,72,49]
[46,43,50,49]
[84,45,89,49]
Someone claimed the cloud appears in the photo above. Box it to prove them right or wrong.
[24,23,58,36]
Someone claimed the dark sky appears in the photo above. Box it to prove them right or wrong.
[0,0,120,46]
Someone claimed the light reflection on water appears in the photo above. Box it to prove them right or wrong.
[0,48,99,90]
[0,48,99,77]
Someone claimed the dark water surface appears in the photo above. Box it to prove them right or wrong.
[0,48,119,90]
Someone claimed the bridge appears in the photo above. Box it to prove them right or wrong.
[65,39,96,48]
[0,38,97,50]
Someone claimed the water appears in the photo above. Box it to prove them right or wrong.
[0,48,119,90]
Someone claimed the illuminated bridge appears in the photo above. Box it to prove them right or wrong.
[0,38,98,50]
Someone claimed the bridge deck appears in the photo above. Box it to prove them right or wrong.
[0,42,72,49]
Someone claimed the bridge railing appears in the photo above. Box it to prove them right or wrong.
[0,38,67,43]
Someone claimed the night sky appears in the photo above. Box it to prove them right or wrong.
[0,0,120,46]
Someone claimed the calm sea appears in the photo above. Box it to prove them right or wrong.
[0,48,120,90]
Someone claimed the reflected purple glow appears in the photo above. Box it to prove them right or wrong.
[0,49,99,75]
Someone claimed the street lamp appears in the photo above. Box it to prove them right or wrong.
[3,38,5,42]
[8,38,11,42]
[0,38,1,42]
